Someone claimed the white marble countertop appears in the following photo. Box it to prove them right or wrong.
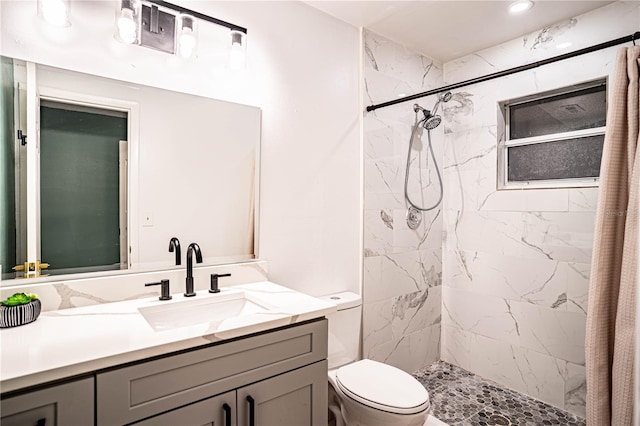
[0,281,336,393]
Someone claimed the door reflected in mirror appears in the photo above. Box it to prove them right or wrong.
[40,101,128,275]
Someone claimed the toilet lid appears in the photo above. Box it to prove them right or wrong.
[335,359,430,415]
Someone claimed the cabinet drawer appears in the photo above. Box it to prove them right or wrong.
[1,378,94,426]
[97,318,327,426]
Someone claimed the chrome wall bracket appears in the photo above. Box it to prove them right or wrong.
[140,4,175,54]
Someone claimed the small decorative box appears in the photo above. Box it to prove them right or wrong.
[0,299,42,328]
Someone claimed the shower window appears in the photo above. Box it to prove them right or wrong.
[498,79,607,189]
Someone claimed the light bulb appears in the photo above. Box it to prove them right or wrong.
[117,8,137,44]
[229,30,246,71]
[178,15,196,59]
[508,0,534,14]
[179,29,196,58]
[229,43,245,70]
[41,0,69,27]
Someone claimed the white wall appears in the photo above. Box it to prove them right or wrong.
[0,1,361,296]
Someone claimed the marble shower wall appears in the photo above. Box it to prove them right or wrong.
[440,1,640,418]
[362,29,444,374]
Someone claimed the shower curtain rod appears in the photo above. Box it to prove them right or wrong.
[365,31,640,112]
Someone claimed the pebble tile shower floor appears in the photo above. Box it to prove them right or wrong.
[413,362,586,426]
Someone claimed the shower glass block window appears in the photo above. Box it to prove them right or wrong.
[498,79,607,189]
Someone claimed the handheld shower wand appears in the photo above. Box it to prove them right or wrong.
[431,91,453,116]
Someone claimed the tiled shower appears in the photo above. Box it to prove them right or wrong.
[362,1,640,419]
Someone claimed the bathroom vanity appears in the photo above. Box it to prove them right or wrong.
[0,282,334,426]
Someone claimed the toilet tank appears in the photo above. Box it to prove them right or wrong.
[319,292,362,370]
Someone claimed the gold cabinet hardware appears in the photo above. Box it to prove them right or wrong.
[12,261,50,278]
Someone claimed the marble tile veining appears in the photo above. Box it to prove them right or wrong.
[414,362,585,426]
[363,28,443,374]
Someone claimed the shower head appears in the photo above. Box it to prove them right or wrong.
[423,115,442,130]
[413,103,442,130]
[432,91,453,116]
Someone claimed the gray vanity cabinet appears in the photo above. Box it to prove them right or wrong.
[0,319,327,426]
[0,377,94,426]
[97,319,328,426]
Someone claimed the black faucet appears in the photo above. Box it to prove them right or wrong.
[169,237,181,265]
[184,243,203,297]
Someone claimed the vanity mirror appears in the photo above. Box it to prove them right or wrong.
[0,56,260,283]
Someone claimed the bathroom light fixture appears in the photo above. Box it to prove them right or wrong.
[113,0,248,67]
[508,0,534,14]
[38,0,70,27]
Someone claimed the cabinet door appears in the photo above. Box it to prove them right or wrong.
[132,390,236,426]
[0,378,94,426]
[237,360,327,426]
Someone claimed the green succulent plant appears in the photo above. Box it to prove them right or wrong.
[1,292,38,307]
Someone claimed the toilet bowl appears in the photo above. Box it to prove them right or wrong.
[320,293,431,426]
[329,360,431,426]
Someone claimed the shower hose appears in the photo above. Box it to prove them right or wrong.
[404,118,444,212]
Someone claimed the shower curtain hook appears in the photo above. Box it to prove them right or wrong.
[632,32,639,46]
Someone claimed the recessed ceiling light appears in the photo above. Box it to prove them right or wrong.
[39,0,70,27]
[509,0,534,15]
[397,93,407,98]
[556,42,572,50]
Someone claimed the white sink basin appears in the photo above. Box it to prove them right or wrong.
[138,291,274,331]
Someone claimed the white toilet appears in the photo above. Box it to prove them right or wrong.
[320,292,431,426]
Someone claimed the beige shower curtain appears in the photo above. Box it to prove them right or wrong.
[585,45,640,425]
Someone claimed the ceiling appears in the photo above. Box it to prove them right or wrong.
[304,1,615,62]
